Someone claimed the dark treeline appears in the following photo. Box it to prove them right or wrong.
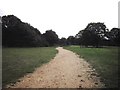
[2,15,59,47]
[75,23,120,47]
[60,22,120,47]
[60,23,120,47]
[2,15,120,47]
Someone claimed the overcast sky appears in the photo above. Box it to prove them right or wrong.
[0,0,119,38]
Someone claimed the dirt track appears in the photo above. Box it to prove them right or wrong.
[8,47,105,88]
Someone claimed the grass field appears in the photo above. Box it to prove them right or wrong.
[64,46,119,88]
[2,47,57,87]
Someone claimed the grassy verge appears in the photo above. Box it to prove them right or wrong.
[64,46,118,88]
[2,47,57,87]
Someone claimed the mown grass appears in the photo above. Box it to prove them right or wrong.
[64,46,119,88]
[2,47,57,87]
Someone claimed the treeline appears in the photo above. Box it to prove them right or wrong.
[65,23,120,47]
[2,15,120,47]
[2,15,59,47]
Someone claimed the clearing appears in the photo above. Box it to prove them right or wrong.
[7,47,105,88]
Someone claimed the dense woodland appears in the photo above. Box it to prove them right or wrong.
[2,15,120,47]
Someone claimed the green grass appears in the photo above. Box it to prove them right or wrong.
[64,46,119,88]
[2,47,57,87]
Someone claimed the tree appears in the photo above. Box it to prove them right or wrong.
[2,15,48,47]
[108,28,120,46]
[67,36,76,45]
[75,30,84,45]
[43,30,59,46]
[82,30,100,47]
[59,37,67,46]
[76,22,109,47]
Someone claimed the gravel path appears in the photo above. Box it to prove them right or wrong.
[8,47,105,88]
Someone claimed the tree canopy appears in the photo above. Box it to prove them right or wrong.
[43,30,59,46]
[107,28,120,46]
[75,23,119,47]
[2,15,58,47]
[2,15,119,47]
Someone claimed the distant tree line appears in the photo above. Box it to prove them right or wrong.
[2,15,120,47]
[2,15,59,47]
[60,23,120,47]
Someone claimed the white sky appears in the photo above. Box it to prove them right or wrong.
[0,0,119,38]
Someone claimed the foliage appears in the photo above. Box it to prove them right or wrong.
[107,28,120,46]
[75,23,120,47]
[2,15,59,47]
[2,15,120,47]
[67,36,76,45]
[76,22,109,47]
[59,37,67,46]
[43,30,59,46]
